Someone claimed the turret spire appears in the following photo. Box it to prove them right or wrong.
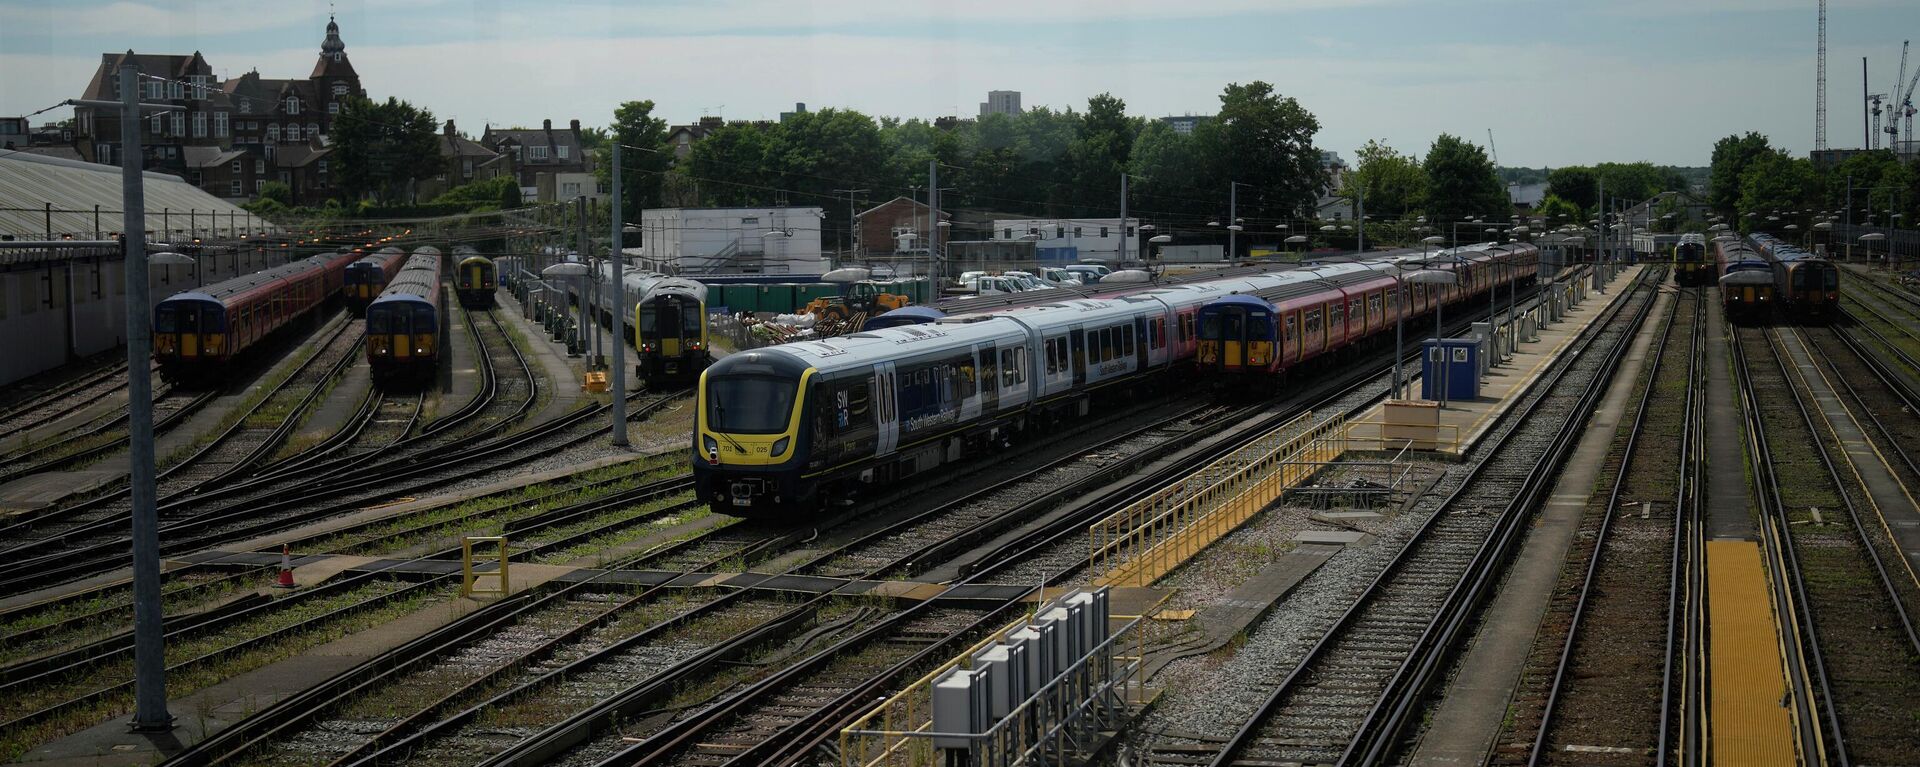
[321,15,345,60]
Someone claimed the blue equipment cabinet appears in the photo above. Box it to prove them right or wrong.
[1421,338,1481,401]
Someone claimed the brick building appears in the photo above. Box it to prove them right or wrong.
[482,120,589,200]
[854,196,950,257]
[70,16,365,204]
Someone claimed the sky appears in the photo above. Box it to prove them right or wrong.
[3,0,1918,168]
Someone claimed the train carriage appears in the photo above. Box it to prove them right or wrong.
[365,248,445,383]
[343,246,408,313]
[154,250,357,382]
[1673,233,1709,287]
[1721,269,1775,324]
[453,246,496,308]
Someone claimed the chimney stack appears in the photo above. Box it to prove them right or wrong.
[542,118,552,131]
[444,119,455,136]
[569,118,580,132]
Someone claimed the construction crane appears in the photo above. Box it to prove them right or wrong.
[1901,54,1920,150]
[1887,42,1909,149]
[1486,129,1499,167]
[1871,92,1887,149]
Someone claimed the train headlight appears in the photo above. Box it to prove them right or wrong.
[703,435,719,463]
[770,437,789,457]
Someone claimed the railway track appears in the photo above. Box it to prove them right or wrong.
[1742,326,1920,765]
[1189,267,1660,767]
[0,357,138,443]
[1478,285,1699,765]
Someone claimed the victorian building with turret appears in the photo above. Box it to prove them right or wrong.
[72,16,366,205]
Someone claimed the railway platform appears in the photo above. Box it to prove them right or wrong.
[1347,264,1644,458]
[1404,280,1673,766]
[1703,539,1798,766]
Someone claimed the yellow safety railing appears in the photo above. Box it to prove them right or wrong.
[461,536,510,597]
[1089,412,1349,588]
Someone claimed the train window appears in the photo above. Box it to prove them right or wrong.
[1304,309,1322,337]
[1014,347,1027,383]
[980,350,998,390]
[1369,293,1383,318]
[1284,314,1298,344]
[1124,326,1135,357]
[1183,314,1195,341]
[956,355,976,398]
[1043,340,1057,375]
[1329,302,1343,329]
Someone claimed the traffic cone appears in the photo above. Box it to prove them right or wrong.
[275,544,296,588]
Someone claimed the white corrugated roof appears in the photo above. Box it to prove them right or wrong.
[0,149,272,239]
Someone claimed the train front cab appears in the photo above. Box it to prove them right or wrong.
[456,257,496,308]
[1675,243,1708,287]
[343,262,385,311]
[1785,262,1839,321]
[366,295,440,381]
[1720,272,1774,325]
[1195,295,1276,373]
[154,295,227,373]
[638,294,709,385]
[693,353,813,515]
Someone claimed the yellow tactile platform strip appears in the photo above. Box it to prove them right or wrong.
[1705,539,1797,767]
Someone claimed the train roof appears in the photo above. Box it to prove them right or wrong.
[745,316,1029,375]
[1720,270,1775,287]
[370,253,442,305]
[157,251,352,304]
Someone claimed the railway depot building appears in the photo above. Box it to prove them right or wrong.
[68,17,366,205]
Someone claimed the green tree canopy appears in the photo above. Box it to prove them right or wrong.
[331,96,443,205]
[1532,194,1583,223]
[1737,150,1817,228]
[1545,167,1597,211]
[1345,139,1426,217]
[608,100,670,221]
[431,175,521,211]
[1207,81,1326,223]
[1065,93,1140,214]
[1709,132,1773,214]
[1422,133,1506,223]
[256,180,292,207]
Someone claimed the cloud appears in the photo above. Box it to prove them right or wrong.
[5,0,308,39]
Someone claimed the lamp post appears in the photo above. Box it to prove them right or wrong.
[1860,232,1888,270]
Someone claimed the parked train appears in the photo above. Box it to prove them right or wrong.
[556,261,714,387]
[153,250,359,382]
[343,246,409,313]
[1194,244,1539,377]
[692,246,1536,516]
[365,247,445,383]
[454,246,496,308]
[1673,233,1710,287]
[1751,233,1839,321]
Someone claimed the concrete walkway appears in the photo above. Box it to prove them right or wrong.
[1404,285,1673,766]
[1701,294,1755,541]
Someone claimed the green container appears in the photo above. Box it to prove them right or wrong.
[799,283,837,306]
[716,283,748,314]
[758,283,795,314]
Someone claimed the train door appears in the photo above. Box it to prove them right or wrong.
[977,344,1000,414]
[1070,328,1086,386]
[874,362,899,457]
[1134,318,1150,370]
[1282,312,1299,367]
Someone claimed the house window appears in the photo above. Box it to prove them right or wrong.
[230,180,241,196]
[255,159,265,174]
[741,217,759,225]
[168,80,183,99]
[264,144,275,160]
[317,160,328,174]
[150,114,163,134]
[328,102,339,115]
[286,124,301,142]
[239,99,251,114]
[529,146,549,161]
[192,111,206,137]
[557,145,569,160]
[562,182,581,196]
[266,124,280,142]
[213,111,228,137]
[331,83,346,97]
[1100,226,1109,238]
[1073,226,1083,237]
[284,96,299,113]
[170,112,184,136]
[190,75,209,100]
[462,159,474,178]
[94,143,111,163]
[307,122,319,138]
[1004,228,1012,239]
[231,159,241,173]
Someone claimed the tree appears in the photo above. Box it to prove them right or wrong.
[688,122,774,207]
[1533,194,1583,223]
[331,96,443,205]
[608,100,670,221]
[1820,149,1915,223]
[1709,132,1773,214]
[256,180,293,207]
[430,175,521,212]
[1737,150,1817,228]
[1205,81,1326,222]
[1345,139,1426,217]
[1128,121,1210,221]
[1422,133,1507,223]
[1065,93,1139,213]
[1545,167,1598,211]
[1593,162,1684,204]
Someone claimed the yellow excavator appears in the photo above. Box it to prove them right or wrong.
[803,281,910,323]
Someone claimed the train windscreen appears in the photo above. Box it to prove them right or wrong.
[706,375,797,435]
